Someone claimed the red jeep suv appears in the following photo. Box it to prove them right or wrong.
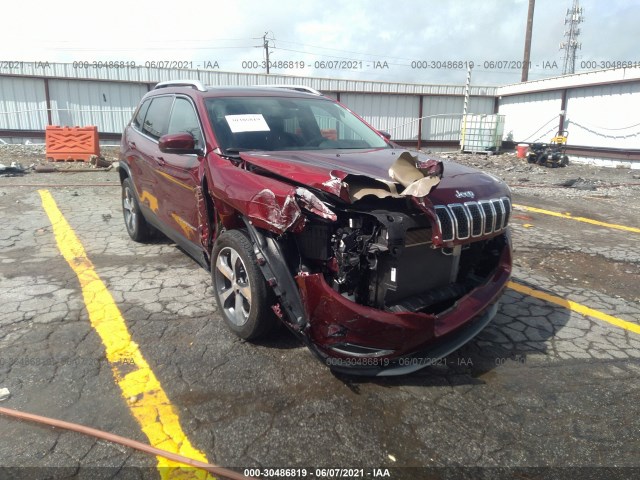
[120,80,512,376]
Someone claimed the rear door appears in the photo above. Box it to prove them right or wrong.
[134,95,174,222]
[123,98,153,207]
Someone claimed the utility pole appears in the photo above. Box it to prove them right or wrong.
[521,0,535,82]
[560,0,584,75]
[263,32,271,74]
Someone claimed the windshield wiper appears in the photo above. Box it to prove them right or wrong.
[222,148,248,159]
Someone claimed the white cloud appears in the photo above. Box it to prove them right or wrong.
[2,0,637,86]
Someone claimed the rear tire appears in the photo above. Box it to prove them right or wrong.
[122,177,154,242]
[211,230,277,340]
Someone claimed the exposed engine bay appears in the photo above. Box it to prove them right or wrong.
[293,197,508,316]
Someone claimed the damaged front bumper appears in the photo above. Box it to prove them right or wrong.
[294,237,511,376]
[320,302,499,377]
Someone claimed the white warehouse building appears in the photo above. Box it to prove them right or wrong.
[497,68,640,166]
[1,63,639,165]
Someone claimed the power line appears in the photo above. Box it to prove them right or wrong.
[50,46,255,52]
[274,39,415,62]
[274,47,408,67]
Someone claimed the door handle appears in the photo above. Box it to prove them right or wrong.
[156,156,166,165]
[128,141,136,149]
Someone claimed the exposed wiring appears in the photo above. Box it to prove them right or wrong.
[531,125,558,143]
[0,406,256,480]
[568,120,639,139]
[568,119,640,131]
[518,116,559,142]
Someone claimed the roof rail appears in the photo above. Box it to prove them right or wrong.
[253,84,323,96]
[154,80,207,92]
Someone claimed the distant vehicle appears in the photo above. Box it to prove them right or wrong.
[119,80,512,376]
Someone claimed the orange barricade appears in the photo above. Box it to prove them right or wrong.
[45,126,100,162]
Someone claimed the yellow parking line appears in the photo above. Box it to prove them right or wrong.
[508,281,640,335]
[39,190,212,480]
[513,204,640,233]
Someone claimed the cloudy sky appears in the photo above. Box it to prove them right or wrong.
[2,0,637,86]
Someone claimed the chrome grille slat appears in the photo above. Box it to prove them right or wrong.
[501,197,512,227]
[464,202,484,237]
[435,206,455,242]
[435,198,512,242]
[492,199,505,230]
[479,200,496,234]
[449,204,470,240]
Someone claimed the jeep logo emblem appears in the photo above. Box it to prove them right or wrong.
[455,190,475,199]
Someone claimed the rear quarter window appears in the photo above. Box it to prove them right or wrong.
[132,99,151,130]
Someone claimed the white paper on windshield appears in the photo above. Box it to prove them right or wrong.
[225,114,271,133]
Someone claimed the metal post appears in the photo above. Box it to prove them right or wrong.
[417,96,423,151]
[559,89,568,134]
[43,78,52,126]
[460,65,472,151]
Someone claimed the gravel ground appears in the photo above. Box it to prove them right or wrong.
[0,144,638,478]
[0,145,121,169]
[437,150,640,205]
[1,143,639,220]
[2,143,638,185]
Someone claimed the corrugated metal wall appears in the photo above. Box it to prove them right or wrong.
[1,66,496,140]
[421,96,494,141]
[48,80,147,133]
[0,77,48,130]
[498,91,563,143]
[4,63,639,153]
[341,93,419,140]
[565,82,640,149]
[0,63,496,96]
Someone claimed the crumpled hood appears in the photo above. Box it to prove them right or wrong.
[239,148,510,203]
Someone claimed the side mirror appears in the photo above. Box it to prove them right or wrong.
[379,130,392,140]
[158,133,201,155]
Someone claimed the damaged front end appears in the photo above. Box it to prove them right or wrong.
[222,150,512,376]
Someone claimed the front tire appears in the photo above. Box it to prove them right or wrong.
[212,230,277,340]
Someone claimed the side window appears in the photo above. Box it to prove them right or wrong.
[167,97,204,148]
[132,99,151,130]
[142,96,173,140]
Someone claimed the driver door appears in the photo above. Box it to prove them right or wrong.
[154,96,205,247]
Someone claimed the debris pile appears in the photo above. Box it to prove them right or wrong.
[437,151,640,201]
[0,162,27,177]
[0,144,120,174]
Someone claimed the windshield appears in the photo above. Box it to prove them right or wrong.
[205,96,389,153]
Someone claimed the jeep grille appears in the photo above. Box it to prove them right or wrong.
[435,197,511,242]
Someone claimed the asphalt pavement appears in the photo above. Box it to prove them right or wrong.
[0,166,638,480]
